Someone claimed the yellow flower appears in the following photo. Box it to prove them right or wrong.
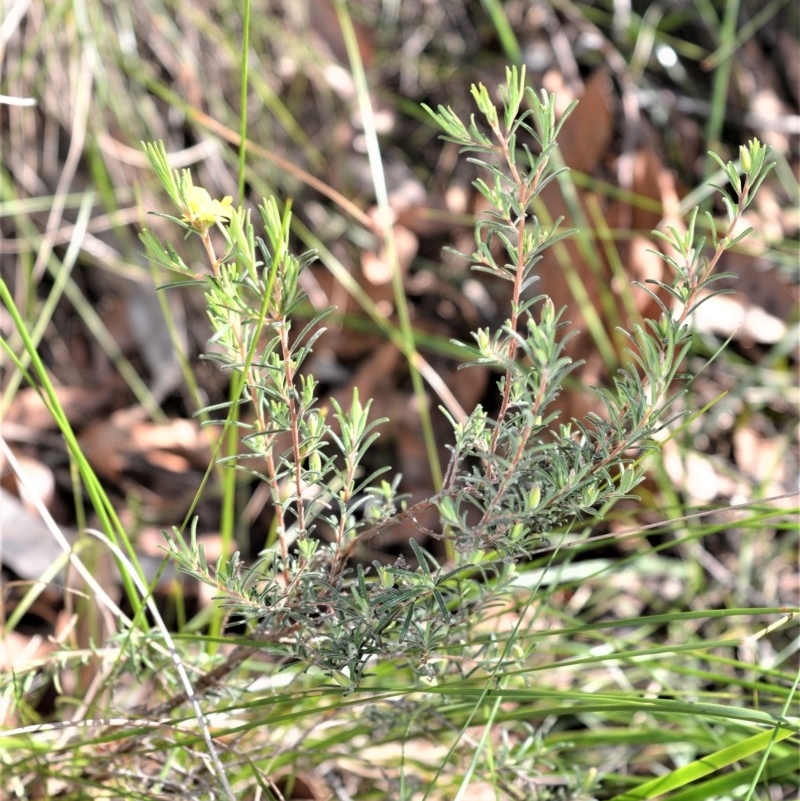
[182,185,233,229]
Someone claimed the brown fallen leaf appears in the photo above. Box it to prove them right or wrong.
[5,384,118,431]
[78,405,216,484]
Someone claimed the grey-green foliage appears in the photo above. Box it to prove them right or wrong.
[425,68,773,558]
[140,65,773,688]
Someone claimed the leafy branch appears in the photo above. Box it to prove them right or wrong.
[425,66,774,558]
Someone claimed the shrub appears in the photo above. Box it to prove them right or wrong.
[139,65,774,690]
